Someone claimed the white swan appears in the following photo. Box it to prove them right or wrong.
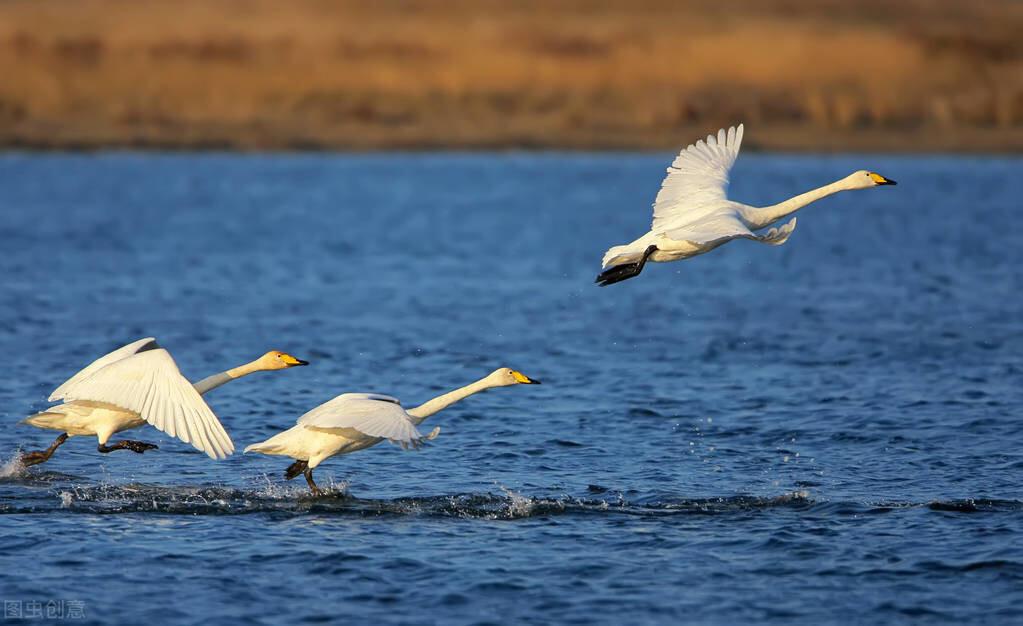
[596,123,897,285]
[19,338,308,466]
[244,368,541,494]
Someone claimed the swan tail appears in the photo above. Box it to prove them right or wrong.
[243,430,292,455]
[601,244,645,269]
[22,411,69,431]
[243,441,277,455]
[756,217,797,246]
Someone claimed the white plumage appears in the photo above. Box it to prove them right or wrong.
[245,367,541,494]
[48,337,158,402]
[651,124,743,233]
[20,342,307,467]
[25,338,234,460]
[596,123,896,285]
[54,347,234,459]
[296,393,432,449]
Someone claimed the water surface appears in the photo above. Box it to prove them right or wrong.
[1,152,1021,624]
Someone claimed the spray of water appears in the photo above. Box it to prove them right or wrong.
[0,452,26,479]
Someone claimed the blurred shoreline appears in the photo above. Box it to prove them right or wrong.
[4,127,1022,155]
[2,0,1022,153]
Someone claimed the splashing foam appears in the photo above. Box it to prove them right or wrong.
[0,452,26,478]
[498,485,536,518]
[252,473,350,500]
[781,490,810,502]
[316,477,351,499]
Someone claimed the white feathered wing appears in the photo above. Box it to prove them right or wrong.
[297,393,438,449]
[51,342,234,459]
[49,337,158,402]
[600,123,798,270]
[652,124,796,247]
[652,124,745,233]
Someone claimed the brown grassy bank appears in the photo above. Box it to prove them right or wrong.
[1,0,1022,151]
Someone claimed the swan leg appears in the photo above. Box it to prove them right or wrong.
[20,433,69,467]
[284,459,308,480]
[283,460,321,495]
[595,245,657,286]
[97,440,159,454]
[304,467,322,496]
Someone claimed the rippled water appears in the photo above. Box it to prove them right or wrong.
[1,152,1021,624]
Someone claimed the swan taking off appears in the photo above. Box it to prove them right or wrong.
[244,368,541,495]
[596,124,896,286]
[19,338,308,467]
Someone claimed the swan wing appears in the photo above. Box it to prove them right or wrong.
[55,349,235,459]
[49,337,160,402]
[665,214,797,247]
[663,213,753,245]
[651,124,744,233]
[298,393,427,447]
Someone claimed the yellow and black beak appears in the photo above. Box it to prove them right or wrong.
[282,354,309,367]
[869,172,897,186]
[511,370,541,384]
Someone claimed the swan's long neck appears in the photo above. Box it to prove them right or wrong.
[192,359,265,395]
[406,377,496,425]
[746,179,849,230]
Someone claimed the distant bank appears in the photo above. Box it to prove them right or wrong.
[1,0,1021,152]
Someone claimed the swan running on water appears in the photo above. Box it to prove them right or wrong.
[245,368,541,495]
[19,338,308,466]
[596,123,897,286]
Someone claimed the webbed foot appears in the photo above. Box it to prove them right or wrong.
[20,433,69,467]
[284,460,308,480]
[98,440,158,454]
[595,245,657,286]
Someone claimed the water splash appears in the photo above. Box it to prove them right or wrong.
[497,485,536,518]
[2,477,1017,519]
[251,473,351,500]
[0,452,26,479]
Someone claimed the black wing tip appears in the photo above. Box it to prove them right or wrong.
[137,339,161,353]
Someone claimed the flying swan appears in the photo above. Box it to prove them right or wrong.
[244,367,541,495]
[19,338,308,466]
[596,123,897,286]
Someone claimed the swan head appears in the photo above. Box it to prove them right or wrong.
[846,170,897,189]
[258,350,309,370]
[488,367,542,387]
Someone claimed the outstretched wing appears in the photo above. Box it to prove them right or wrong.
[49,337,159,402]
[55,348,235,459]
[298,393,429,448]
[665,214,796,248]
[651,124,744,233]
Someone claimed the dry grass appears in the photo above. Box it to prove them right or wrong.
[1,0,1022,151]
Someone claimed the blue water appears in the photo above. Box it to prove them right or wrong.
[0,151,1021,625]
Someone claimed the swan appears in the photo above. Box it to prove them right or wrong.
[19,338,308,466]
[244,367,541,495]
[596,123,897,286]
